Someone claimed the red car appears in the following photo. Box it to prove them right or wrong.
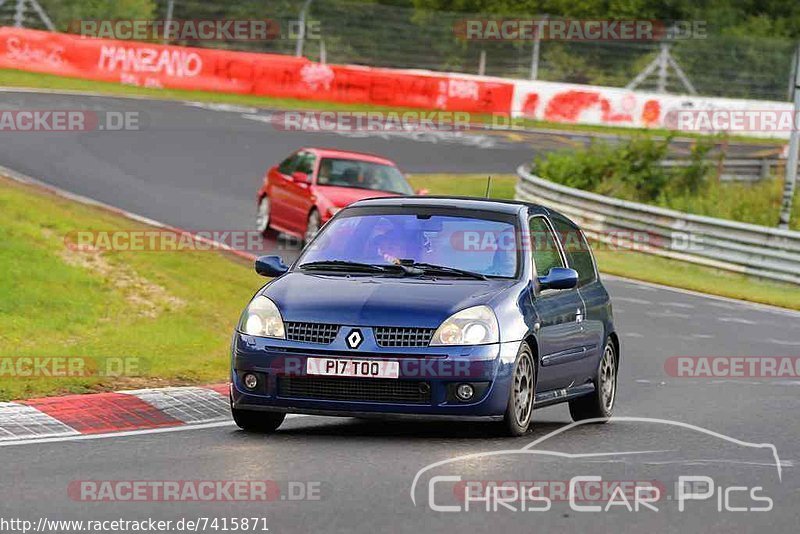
[256,148,419,242]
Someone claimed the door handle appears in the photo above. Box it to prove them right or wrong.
[575,308,584,323]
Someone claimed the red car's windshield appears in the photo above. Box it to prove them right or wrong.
[317,158,414,195]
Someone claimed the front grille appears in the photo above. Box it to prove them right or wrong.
[279,376,431,404]
[374,327,435,347]
[285,322,340,344]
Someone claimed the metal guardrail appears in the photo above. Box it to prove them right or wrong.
[661,158,799,182]
[515,165,800,285]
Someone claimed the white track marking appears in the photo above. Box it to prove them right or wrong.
[718,316,758,325]
[603,274,800,317]
[663,302,695,309]
[645,311,691,319]
[766,338,800,346]
[0,415,307,448]
[614,297,652,305]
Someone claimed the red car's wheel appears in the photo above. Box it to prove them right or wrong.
[256,196,271,236]
[304,209,321,244]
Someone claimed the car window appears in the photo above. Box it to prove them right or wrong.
[278,153,299,174]
[317,158,414,195]
[551,219,597,286]
[528,216,564,277]
[295,152,316,175]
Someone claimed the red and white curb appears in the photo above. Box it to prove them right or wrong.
[0,384,231,443]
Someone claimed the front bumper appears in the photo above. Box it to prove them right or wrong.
[230,332,522,419]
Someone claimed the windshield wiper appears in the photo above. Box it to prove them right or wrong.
[400,262,488,280]
[298,260,393,273]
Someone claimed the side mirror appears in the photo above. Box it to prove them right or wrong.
[415,188,429,195]
[537,267,578,291]
[292,171,310,184]
[255,255,289,277]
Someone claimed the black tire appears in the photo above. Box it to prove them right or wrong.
[303,209,321,245]
[569,337,617,422]
[231,408,286,433]
[501,342,536,436]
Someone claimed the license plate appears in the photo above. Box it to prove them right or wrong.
[306,357,399,379]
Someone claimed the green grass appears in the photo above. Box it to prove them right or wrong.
[0,176,264,401]
[659,177,800,230]
[0,68,779,145]
[409,174,800,311]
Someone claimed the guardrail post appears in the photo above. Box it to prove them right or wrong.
[779,42,800,229]
[760,159,771,180]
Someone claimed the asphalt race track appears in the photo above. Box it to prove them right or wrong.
[1,90,798,533]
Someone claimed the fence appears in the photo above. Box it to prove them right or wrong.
[1,0,796,102]
[515,165,800,285]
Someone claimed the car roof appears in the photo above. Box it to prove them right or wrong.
[303,148,397,165]
[349,195,551,216]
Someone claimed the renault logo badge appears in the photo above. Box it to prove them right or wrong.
[346,329,363,349]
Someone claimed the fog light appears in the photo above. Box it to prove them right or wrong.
[243,373,259,390]
[456,383,474,401]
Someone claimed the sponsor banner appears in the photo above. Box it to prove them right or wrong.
[510,78,793,139]
[0,28,789,137]
[0,28,513,114]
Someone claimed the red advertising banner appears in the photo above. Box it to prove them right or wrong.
[0,27,513,115]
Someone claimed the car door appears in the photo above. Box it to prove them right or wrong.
[281,151,317,235]
[268,152,300,229]
[551,216,607,382]
[528,215,589,392]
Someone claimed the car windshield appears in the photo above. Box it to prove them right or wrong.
[298,212,519,278]
[317,158,414,195]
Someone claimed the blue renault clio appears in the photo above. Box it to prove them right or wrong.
[230,197,619,436]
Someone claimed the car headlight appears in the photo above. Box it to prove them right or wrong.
[239,296,285,338]
[430,305,499,346]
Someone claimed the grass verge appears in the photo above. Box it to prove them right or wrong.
[0,68,778,145]
[408,174,800,311]
[0,175,263,401]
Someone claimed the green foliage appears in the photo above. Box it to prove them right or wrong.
[534,136,799,230]
[38,0,157,31]
[535,136,678,203]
